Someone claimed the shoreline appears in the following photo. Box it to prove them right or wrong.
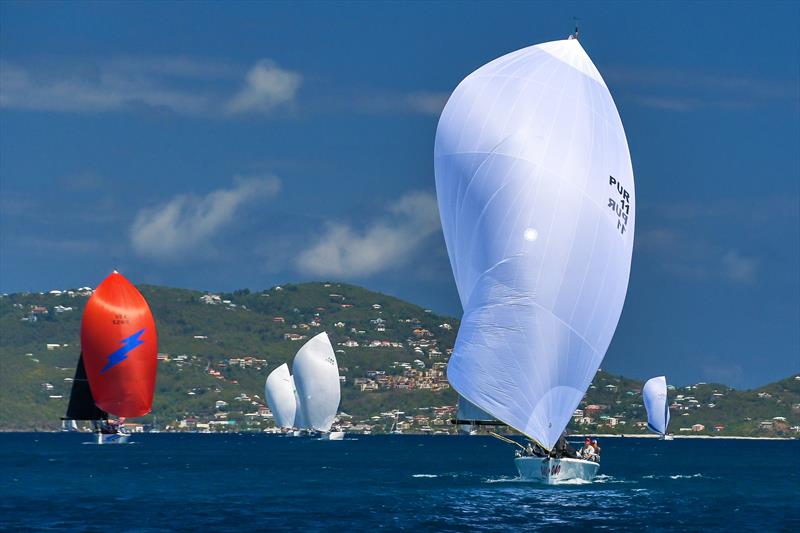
[572,433,796,441]
[0,429,796,440]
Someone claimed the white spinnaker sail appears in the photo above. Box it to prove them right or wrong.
[292,332,341,432]
[265,363,298,429]
[435,38,635,450]
[642,376,670,435]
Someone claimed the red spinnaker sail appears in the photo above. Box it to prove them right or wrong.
[82,272,158,418]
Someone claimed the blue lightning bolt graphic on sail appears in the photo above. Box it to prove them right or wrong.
[101,328,145,374]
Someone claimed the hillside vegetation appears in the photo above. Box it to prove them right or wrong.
[1,282,798,437]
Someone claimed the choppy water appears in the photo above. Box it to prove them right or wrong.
[1,433,798,531]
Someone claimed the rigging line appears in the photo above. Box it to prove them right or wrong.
[489,431,526,451]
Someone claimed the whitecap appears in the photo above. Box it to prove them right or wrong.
[412,474,438,478]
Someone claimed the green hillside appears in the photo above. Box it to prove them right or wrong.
[1,282,798,437]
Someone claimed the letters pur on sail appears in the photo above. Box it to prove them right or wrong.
[80,271,158,418]
[435,38,635,450]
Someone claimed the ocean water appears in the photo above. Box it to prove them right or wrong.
[1,434,798,531]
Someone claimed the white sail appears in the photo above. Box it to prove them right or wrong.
[264,363,298,429]
[292,332,341,432]
[291,374,307,430]
[642,376,670,436]
[435,38,635,450]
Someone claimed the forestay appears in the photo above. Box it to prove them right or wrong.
[292,332,341,432]
[435,38,635,450]
[265,363,298,429]
[642,376,670,435]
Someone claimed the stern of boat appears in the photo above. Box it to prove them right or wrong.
[95,432,130,445]
[515,456,599,484]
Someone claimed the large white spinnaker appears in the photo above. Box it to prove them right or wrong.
[265,363,298,429]
[642,376,670,436]
[292,332,341,432]
[435,37,635,450]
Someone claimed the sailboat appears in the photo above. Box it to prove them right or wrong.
[643,376,672,440]
[434,31,635,484]
[63,271,158,444]
[454,395,499,435]
[389,411,405,434]
[265,332,344,440]
[265,362,299,433]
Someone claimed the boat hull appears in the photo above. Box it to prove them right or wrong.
[661,434,674,441]
[325,431,345,440]
[515,457,599,484]
[94,432,130,445]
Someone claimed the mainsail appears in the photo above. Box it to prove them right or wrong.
[435,37,635,450]
[642,376,670,436]
[64,352,107,421]
[265,363,298,429]
[81,271,159,418]
[292,332,340,432]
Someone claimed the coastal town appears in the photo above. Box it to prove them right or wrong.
[2,283,799,437]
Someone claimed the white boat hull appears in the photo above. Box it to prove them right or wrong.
[325,431,345,440]
[94,432,130,445]
[661,434,674,441]
[515,457,599,484]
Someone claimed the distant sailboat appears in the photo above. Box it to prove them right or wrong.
[265,332,344,440]
[64,271,159,444]
[454,395,499,435]
[435,32,635,483]
[390,411,405,434]
[265,363,299,430]
[643,376,672,440]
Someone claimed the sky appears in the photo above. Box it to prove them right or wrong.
[1,1,798,389]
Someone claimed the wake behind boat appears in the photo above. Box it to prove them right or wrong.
[434,30,636,484]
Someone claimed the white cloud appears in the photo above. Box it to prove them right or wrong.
[0,57,300,117]
[606,66,797,112]
[638,229,760,284]
[225,60,302,115]
[130,176,281,260]
[721,249,758,284]
[350,90,449,116]
[296,191,440,277]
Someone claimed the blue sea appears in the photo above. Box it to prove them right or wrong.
[1,433,798,531]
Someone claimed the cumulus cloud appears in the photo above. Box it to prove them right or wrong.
[350,90,449,116]
[0,57,300,117]
[225,60,302,114]
[606,66,798,112]
[130,176,281,260]
[721,249,758,283]
[296,191,440,277]
[638,228,759,284]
